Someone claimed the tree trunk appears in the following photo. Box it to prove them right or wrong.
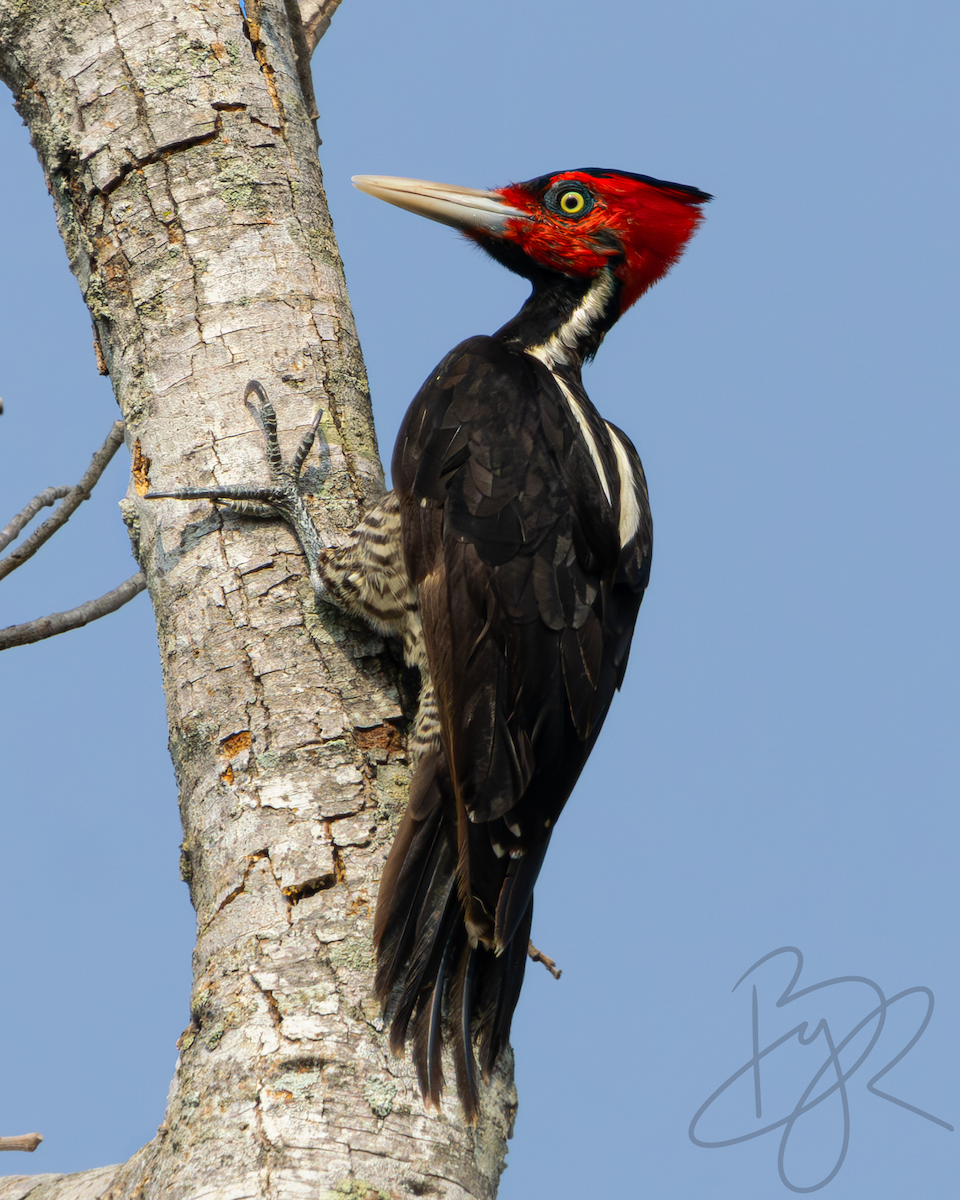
[0,3,514,1197]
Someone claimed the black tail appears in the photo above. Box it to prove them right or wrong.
[373,749,533,1120]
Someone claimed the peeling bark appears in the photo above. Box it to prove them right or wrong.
[0,2,513,1197]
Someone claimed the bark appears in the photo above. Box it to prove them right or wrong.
[0,3,514,1198]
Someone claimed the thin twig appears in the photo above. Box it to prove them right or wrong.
[0,486,73,553]
[0,421,125,582]
[0,572,146,651]
[528,939,562,980]
[0,1133,42,1152]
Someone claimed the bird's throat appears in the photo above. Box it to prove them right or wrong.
[495,268,621,371]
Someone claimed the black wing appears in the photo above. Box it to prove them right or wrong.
[374,335,651,1116]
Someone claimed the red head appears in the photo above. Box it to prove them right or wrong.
[491,169,710,313]
[353,168,710,319]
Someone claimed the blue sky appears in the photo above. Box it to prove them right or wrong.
[1,1,957,1196]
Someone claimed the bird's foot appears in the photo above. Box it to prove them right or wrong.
[146,381,330,599]
[527,939,562,980]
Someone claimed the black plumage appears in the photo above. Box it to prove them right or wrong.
[374,334,651,1117]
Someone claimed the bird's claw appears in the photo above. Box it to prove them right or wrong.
[244,380,322,492]
[146,381,329,598]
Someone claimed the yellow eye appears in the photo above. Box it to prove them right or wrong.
[559,190,586,215]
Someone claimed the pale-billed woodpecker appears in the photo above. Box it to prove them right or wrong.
[150,167,710,1120]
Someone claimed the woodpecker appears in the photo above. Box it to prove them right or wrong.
[150,167,709,1120]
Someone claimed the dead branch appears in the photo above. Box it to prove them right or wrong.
[0,1134,42,1153]
[299,0,342,53]
[0,572,146,651]
[0,486,73,553]
[0,422,125,582]
[528,940,563,980]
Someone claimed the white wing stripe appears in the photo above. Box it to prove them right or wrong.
[552,375,612,504]
[606,424,642,548]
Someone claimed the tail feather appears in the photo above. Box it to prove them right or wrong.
[373,748,446,976]
[477,899,534,1080]
[450,941,480,1119]
[387,869,456,1054]
[374,746,546,1119]
[412,927,458,1106]
[374,799,447,1000]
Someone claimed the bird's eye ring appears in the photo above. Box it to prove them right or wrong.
[544,182,594,219]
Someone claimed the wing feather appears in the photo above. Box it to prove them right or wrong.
[376,334,652,1115]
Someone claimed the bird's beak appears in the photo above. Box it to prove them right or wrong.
[352,174,528,235]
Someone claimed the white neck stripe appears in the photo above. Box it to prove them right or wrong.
[526,271,616,370]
